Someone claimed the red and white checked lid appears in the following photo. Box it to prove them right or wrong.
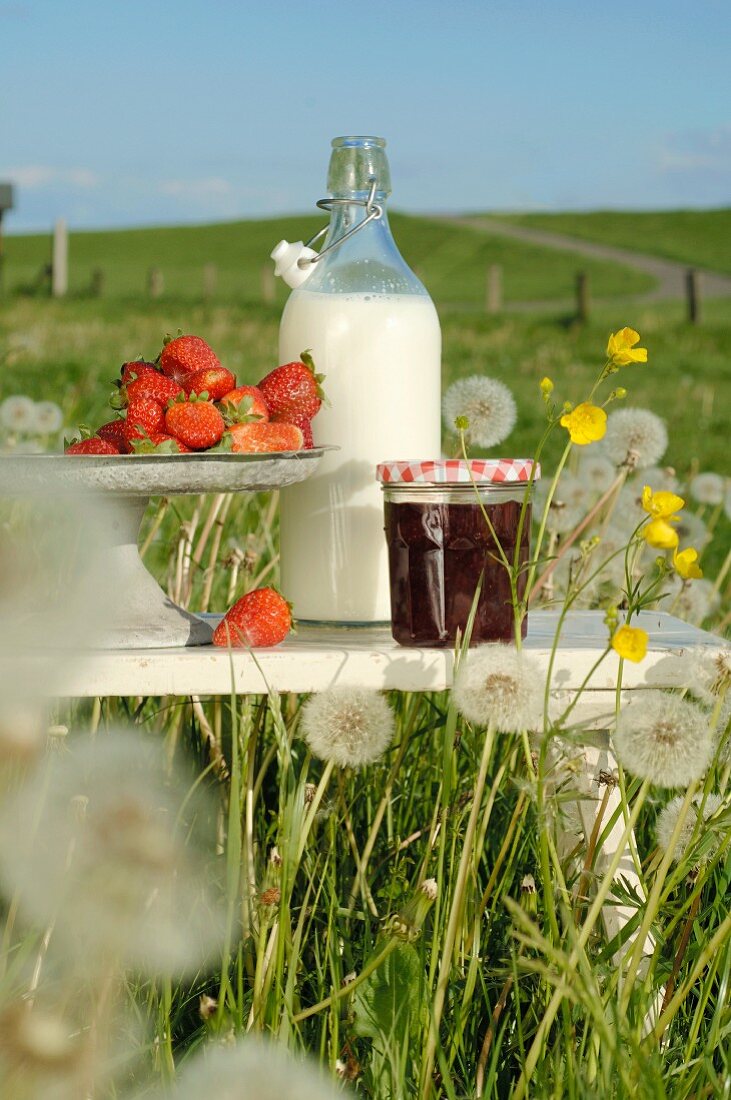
[376,459,540,485]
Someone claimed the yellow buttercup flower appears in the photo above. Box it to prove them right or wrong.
[642,517,680,549]
[606,327,648,366]
[673,546,703,580]
[560,402,607,445]
[641,485,685,519]
[612,624,649,663]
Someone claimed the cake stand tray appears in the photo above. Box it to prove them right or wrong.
[0,449,332,648]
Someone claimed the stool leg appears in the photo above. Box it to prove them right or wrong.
[573,741,664,1033]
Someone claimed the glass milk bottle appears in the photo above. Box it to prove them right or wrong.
[277,136,442,624]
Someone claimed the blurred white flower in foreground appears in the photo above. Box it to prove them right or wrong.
[454,645,543,731]
[656,793,725,865]
[613,691,714,788]
[165,1038,343,1100]
[0,730,226,974]
[300,687,395,768]
[0,1002,89,1100]
[689,472,725,507]
[602,408,668,469]
[33,400,64,436]
[0,395,36,433]
[442,376,517,448]
[657,576,719,626]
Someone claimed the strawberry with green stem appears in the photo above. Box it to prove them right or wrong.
[257,350,325,421]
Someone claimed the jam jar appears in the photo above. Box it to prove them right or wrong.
[377,459,540,647]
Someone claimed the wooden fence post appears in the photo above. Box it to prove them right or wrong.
[51,218,68,298]
[90,267,105,297]
[261,263,276,304]
[576,271,589,322]
[686,268,700,325]
[148,266,164,299]
[485,264,503,314]
[203,263,218,300]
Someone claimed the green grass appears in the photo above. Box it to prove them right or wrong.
[2,211,654,305]
[500,208,731,275]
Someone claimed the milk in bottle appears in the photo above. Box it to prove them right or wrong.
[278,136,441,623]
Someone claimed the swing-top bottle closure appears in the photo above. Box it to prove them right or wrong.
[271,175,384,289]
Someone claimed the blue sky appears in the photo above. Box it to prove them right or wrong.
[1,0,729,230]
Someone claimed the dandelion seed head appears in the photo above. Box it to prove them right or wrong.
[0,395,36,433]
[0,730,226,974]
[453,645,543,731]
[171,1039,343,1100]
[689,472,725,506]
[33,401,64,437]
[420,878,438,901]
[636,466,679,494]
[657,577,719,625]
[656,793,724,864]
[613,691,714,787]
[535,474,591,534]
[602,408,668,469]
[577,454,616,495]
[442,376,517,448]
[300,687,395,768]
[674,510,710,550]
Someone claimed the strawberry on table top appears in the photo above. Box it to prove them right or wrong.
[212,587,292,648]
[122,397,166,445]
[219,385,270,423]
[257,350,324,421]
[164,395,225,451]
[226,421,304,454]
[183,366,236,402]
[65,436,119,455]
[97,419,131,453]
[159,335,221,381]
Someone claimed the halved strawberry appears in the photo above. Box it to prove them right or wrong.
[219,385,270,423]
[159,335,221,381]
[97,419,131,453]
[212,587,292,648]
[65,437,119,455]
[183,366,236,401]
[122,397,166,445]
[225,422,304,454]
[165,395,225,451]
[257,350,324,421]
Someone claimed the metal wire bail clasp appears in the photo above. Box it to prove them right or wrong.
[299,176,383,269]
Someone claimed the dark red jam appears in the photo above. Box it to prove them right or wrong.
[383,495,531,647]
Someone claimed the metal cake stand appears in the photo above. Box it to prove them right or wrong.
[0,449,332,648]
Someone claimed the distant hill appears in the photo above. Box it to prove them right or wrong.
[498,209,731,276]
[2,212,654,306]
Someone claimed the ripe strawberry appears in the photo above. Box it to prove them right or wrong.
[65,436,119,455]
[212,587,292,648]
[257,350,324,420]
[124,368,184,406]
[283,414,314,449]
[120,360,158,385]
[97,418,131,453]
[131,431,191,454]
[183,366,237,401]
[165,396,225,451]
[159,335,221,381]
[225,422,304,454]
[219,385,269,423]
[122,397,166,445]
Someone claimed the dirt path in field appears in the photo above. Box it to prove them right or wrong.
[437,215,731,307]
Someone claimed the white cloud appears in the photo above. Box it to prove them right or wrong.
[0,165,101,189]
[656,125,731,177]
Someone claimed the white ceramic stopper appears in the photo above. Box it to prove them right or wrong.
[270,239,318,288]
